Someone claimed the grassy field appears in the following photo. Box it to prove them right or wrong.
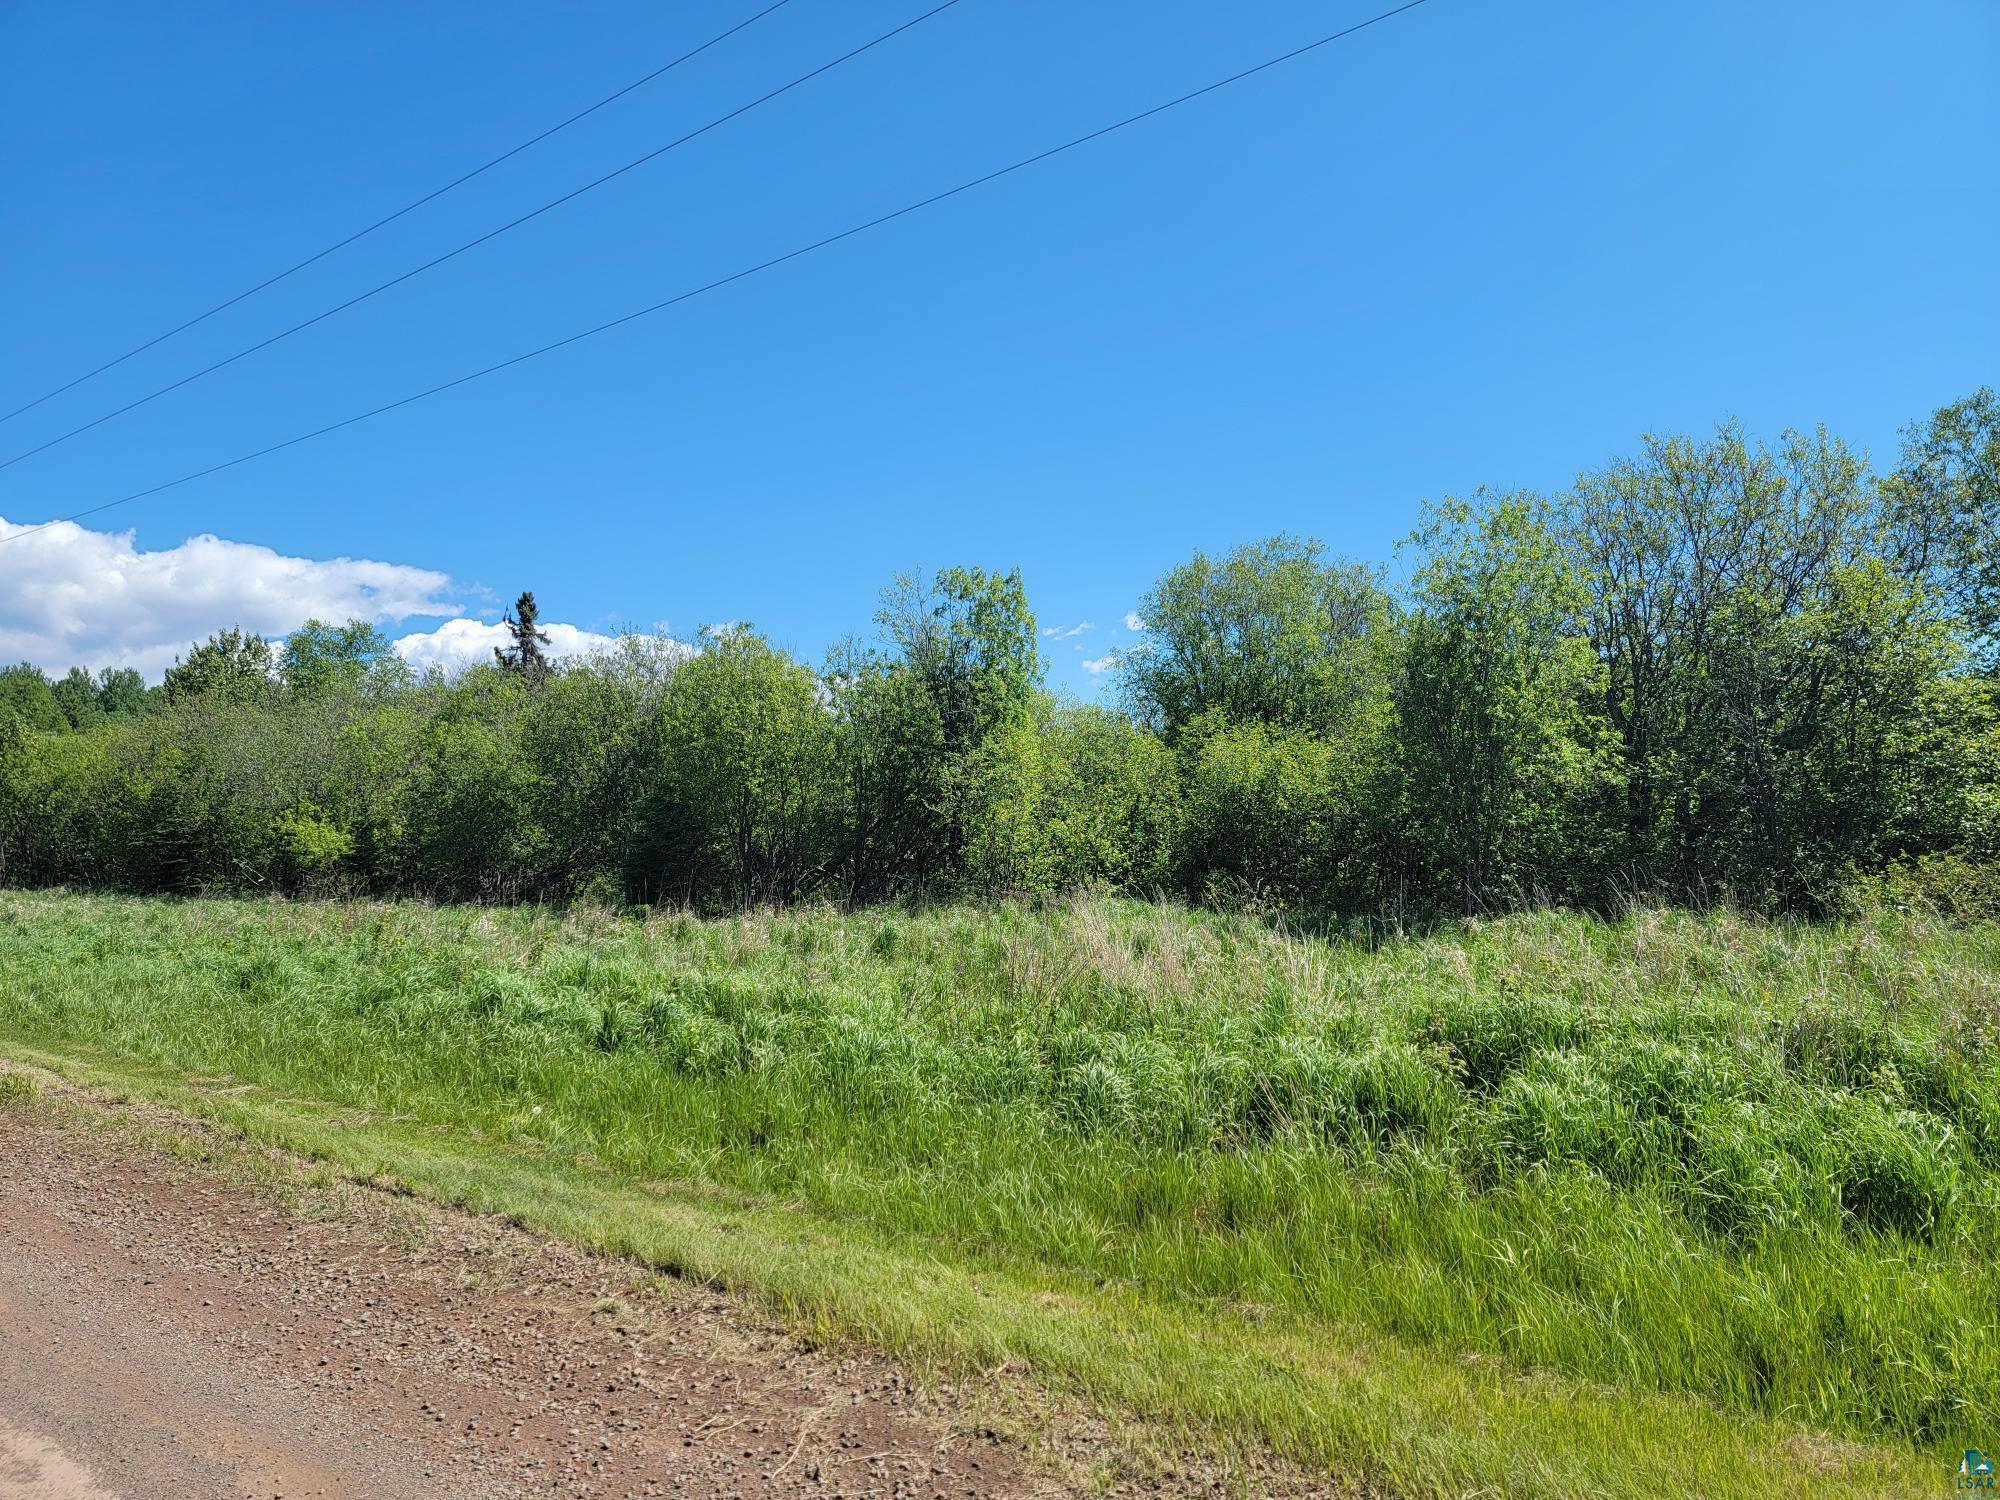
[2,889,1995,1495]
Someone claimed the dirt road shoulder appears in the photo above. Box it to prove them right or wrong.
[0,1069,1066,1499]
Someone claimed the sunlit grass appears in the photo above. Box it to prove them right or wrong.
[2,890,1994,1491]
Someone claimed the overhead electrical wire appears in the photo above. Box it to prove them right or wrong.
[0,0,1433,548]
[0,0,799,429]
[0,0,968,473]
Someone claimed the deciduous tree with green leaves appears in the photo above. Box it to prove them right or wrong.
[51,667,104,730]
[1883,387,1999,664]
[280,618,396,698]
[1117,535,1393,740]
[630,628,840,910]
[833,566,1042,896]
[163,628,274,706]
[0,665,67,733]
[1394,492,1622,914]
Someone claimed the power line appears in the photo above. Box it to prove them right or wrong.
[0,0,1434,549]
[0,0,967,473]
[0,0,798,430]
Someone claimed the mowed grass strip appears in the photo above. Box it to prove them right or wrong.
[1,890,1994,1494]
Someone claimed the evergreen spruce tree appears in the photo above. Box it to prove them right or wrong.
[495,591,553,684]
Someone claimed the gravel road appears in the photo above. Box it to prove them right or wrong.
[0,1084,1046,1499]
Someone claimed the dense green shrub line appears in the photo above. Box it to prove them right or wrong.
[2,396,1996,918]
[5,892,1997,1444]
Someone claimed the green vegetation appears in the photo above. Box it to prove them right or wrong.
[1,890,1992,1493]
[2,396,1996,918]
[1,396,1994,1491]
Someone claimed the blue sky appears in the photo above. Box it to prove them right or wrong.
[2,0,1995,689]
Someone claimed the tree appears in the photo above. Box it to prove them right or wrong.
[495,592,553,684]
[163,628,274,705]
[1562,423,1888,896]
[628,629,839,909]
[51,667,104,730]
[0,665,67,733]
[1773,558,1968,891]
[95,668,155,718]
[0,408,1989,921]
[1118,535,1394,739]
[1882,388,1999,665]
[0,716,121,887]
[1033,702,1180,892]
[877,567,1040,756]
[830,567,1042,897]
[826,639,950,899]
[1394,493,1622,914]
[520,662,651,900]
[280,618,393,698]
[401,706,545,901]
[956,698,1180,896]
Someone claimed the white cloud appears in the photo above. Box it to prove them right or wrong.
[0,517,461,679]
[0,516,632,683]
[392,617,621,675]
[1042,620,1094,640]
[1122,611,1146,633]
[1081,654,1117,675]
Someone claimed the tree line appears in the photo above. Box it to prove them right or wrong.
[3,392,1994,917]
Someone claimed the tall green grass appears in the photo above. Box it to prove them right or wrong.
[1,891,1995,1458]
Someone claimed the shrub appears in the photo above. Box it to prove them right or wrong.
[275,804,354,891]
[1175,714,1378,910]
[1857,852,2000,920]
